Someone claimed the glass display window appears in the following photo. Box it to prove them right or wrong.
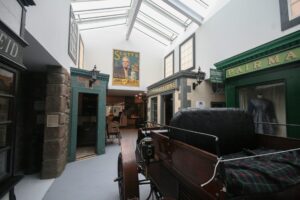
[238,82,286,137]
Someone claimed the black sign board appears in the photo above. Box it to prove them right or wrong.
[210,69,223,83]
[0,27,23,64]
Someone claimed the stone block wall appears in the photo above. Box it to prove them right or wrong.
[41,66,70,179]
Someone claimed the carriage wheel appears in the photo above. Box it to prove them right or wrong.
[117,152,139,200]
[117,153,125,200]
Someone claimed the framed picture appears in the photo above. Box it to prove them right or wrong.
[112,49,140,87]
[68,6,78,64]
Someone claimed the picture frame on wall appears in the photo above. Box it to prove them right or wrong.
[68,6,78,64]
[112,49,140,87]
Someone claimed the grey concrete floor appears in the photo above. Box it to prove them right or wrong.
[16,129,152,200]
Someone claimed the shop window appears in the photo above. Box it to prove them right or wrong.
[280,0,300,30]
[150,97,157,123]
[179,34,195,71]
[0,66,15,182]
[239,82,286,137]
[164,51,174,78]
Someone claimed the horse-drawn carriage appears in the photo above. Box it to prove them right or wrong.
[115,109,300,200]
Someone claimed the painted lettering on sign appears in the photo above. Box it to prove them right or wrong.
[0,31,20,58]
[226,47,300,78]
[148,81,177,96]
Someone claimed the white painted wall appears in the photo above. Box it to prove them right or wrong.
[165,0,300,77]
[187,79,225,109]
[25,0,74,70]
[0,0,22,35]
[82,26,165,91]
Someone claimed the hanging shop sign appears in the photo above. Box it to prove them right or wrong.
[226,47,300,78]
[148,81,177,96]
[210,69,223,83]
[0,27,23,64]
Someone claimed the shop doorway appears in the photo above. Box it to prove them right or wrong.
[163,93,173,125]
[76,93,98,160]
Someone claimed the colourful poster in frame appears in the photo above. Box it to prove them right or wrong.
[112,49,140,87]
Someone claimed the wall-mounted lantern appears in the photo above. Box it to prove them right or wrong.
[89,65,99,87]
[192,67,206,90]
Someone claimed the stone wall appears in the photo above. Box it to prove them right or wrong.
[41,66,70,179]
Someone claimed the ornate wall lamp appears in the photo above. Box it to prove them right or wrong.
[192,67,206,90]
[89,65,99,87]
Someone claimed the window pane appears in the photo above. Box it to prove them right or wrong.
[0,68,14,95]
[134,23,170,45]
[137,12,178,40]
[151,97,157,122]
[78,9,128,21]
[165,53,173,77]
[0,98,9,121]
[146,0,189,22]
[180,36,194,70]
[0,126,7,147]
[78,18,127,30]
[72,0,132,12]
[178,0,208,16]
[139,3,186,33]
[0,151,8,180]
[291,0,300,19]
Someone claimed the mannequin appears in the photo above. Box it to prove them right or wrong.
[120,110,127,127]
[248,93,277,135]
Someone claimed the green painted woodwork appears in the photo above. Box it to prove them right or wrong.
[225,63,300,138]
[216,31,300,139]
[225,47,300,78]
[69,68,109,162]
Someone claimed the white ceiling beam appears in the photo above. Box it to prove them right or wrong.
[126,0,143,40]
[162,0,204,25]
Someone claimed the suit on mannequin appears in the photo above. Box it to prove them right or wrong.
[248,94,277,135]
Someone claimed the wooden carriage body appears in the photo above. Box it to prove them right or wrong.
[117,109,300,200]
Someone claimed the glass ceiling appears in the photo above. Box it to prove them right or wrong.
[71,0,218,45]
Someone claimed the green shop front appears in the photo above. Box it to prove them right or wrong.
[216,31,300,139]
[69,68,109,161]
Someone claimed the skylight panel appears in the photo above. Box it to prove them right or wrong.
[134,23,170,46]
[78,17,127,31]
[178,0,209,17]
[140,3,186,33]
[145,0,189,23]
[78,10,128,20]
[137,12,178,40]
[72,0,132,12]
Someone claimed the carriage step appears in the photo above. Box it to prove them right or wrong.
[114,176,123,182]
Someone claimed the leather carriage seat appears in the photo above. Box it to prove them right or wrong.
[169,108,256,156]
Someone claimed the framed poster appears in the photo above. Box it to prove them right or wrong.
[112,49,140,87]
[68,6,78,64]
